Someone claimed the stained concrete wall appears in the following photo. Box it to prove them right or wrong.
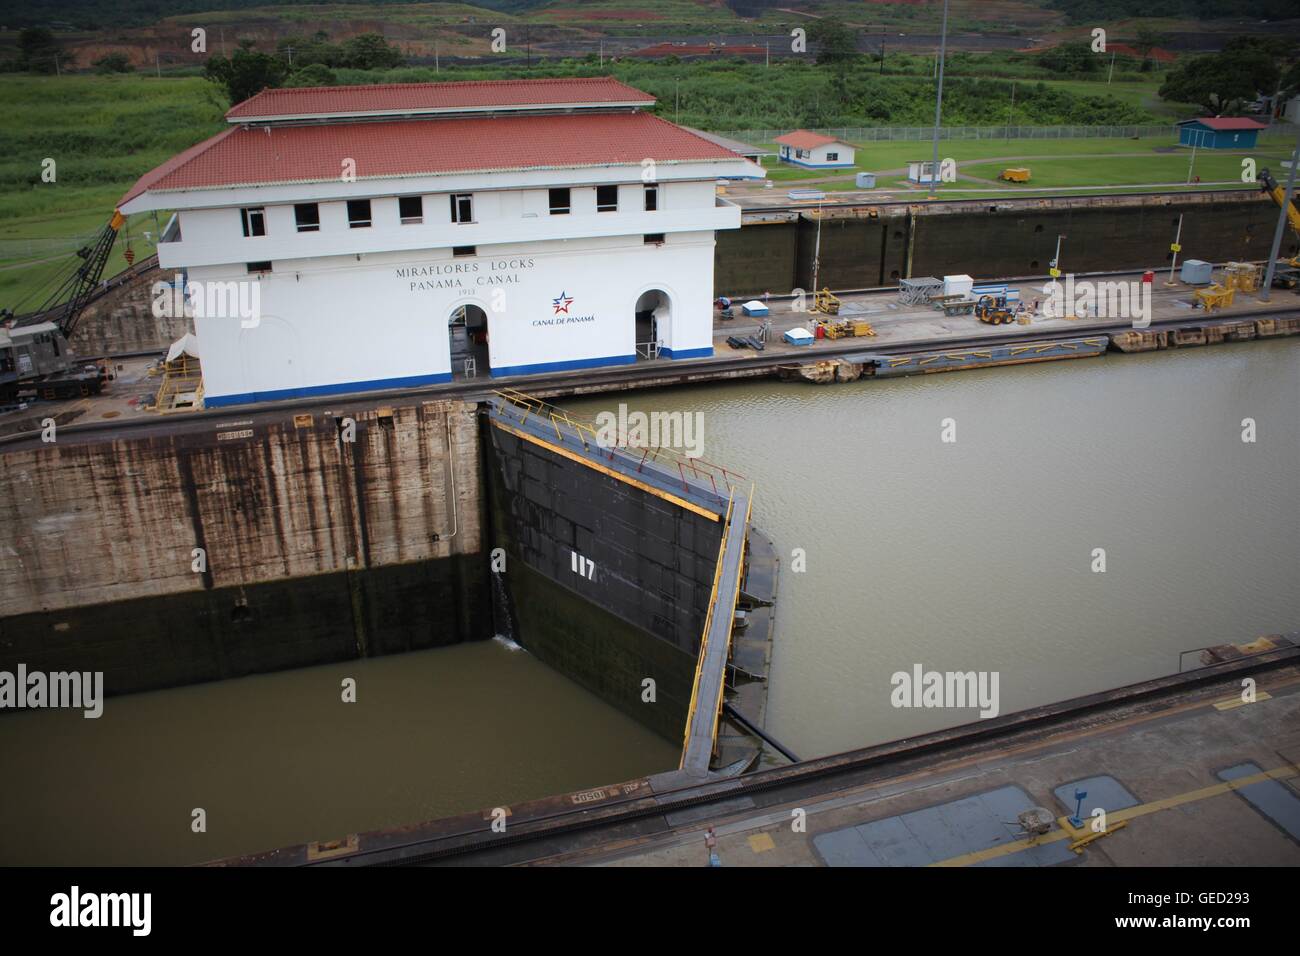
[68,261,194,358]
[0,401,489,693]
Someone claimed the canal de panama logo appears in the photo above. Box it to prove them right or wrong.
[552,290,574,315]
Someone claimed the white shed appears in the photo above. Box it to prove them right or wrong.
[774,130,856,169]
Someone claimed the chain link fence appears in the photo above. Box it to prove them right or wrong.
[714,123,1298,145]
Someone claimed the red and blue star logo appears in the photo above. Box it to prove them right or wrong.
[552,291,574,314]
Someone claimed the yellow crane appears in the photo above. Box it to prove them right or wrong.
[1260,168,1300,267]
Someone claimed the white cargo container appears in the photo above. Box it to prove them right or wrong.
[943,274,974,298]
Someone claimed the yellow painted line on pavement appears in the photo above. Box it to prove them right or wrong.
[1214,691,1273,711]
[930,764,1298,868]
[748,833,776,853]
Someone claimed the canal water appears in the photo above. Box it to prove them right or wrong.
[568,338,1300,758]
[3,338,1296,864]
[0,639,679,866]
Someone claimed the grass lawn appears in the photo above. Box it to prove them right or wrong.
[961,146,1294,188]
[0,74,224,311]
[758,138,1294,190]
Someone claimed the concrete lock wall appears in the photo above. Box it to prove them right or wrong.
[0,400,489,694]
[483,419,722,741]
[71,262,195,358]
[714,192,1292,296]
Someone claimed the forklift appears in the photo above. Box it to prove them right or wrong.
[975,292,1016,325]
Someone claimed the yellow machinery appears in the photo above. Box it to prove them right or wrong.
[819,318,876,339]
[1223,261,1261,293]
[999,167,1031,183]
[812,287,841,315]
[1194,283,1235,313]
[975,293,1016,325]
[1260,169,1300,267]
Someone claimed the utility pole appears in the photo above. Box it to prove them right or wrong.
[811,199,824,293]
[927,0,950,200]
[1166,214,1183,286]
[1260,132,1300,302]
[220,28,226,57]
[1007,81,1016,142]
[1050,234,1066,278]
[765,41,769,68]
[1186,129,1200,184]
[600,39,604,68]
[675,77,680,124]
[435,42,439,72]
[1107,51,1115,84]
[879,36,885,75]
[155,52,161,79]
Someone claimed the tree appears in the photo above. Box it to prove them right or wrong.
[18,27,66,74]
[204,46,288,106]
[1159,48,1280,113]
[1132,26,1166,58]
[1036,41,1100,74]
[1132,26,1167,72]
[809,17,858,67]
[286,63,338,88]
[93,52,133,74]
[339,33,405,70]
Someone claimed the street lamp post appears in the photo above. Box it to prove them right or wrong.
[927,0,951,200]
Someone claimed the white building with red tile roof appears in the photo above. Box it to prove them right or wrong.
[121,77,760,406]
[773,130,855,169]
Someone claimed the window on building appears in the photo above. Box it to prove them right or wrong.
[399,196,423,224]
[240,207,266,237]
[347,199,372,228]
[644,234,665,245]
[596,185,618,212]
[644,184,658,211]
[294,203,320,232]
[826,152,838,162]
[247,261,272,274]
[453,245,476,258]
[450,194,473,224]
[548,188,571,215]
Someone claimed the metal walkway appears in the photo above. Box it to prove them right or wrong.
[680,483,752,775]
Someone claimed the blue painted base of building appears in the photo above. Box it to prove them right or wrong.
[204,371,454,407]
[206,347,717,405]
[491,353,637,377]
[780,158,855,169]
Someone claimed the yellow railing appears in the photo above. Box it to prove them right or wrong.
[493,388,746,497]
[155,355,204,414]
[680,488,736,766]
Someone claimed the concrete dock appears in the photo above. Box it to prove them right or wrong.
[5,273,1299,445]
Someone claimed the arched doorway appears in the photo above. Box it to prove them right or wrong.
[634,289,670,360]
[449,303,489,379]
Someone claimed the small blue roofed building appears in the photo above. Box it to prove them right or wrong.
[1177,117,1267,150]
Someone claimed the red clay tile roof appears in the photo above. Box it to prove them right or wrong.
[1181,117,1267,131]
[774,129,849,150]
[1106,43,1177,63]
[121,111,740,204]
[226,76,655,121]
